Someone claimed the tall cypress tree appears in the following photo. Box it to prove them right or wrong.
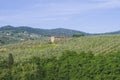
[8,53,14,69]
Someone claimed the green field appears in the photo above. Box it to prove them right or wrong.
[0,35,120,80]
[0,35,120,61]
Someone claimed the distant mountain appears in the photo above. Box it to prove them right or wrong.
[0,25,88,36]
[0,25,41,45]
[0,25,88,45]
[0,25,120,45]
[1,25,120,36]
[92,30,120,35]
[104,30,120,35]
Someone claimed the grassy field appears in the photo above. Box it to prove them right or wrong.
[0,34,120,62]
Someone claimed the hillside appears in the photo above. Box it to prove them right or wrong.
[1,25,120,45]
[92,30,120,35]
[0,25,88,45]
[104,30,120,34]
[0,26,42,45]
[0,25,88,36]
[0,34,120,79]
[0,34,120,61]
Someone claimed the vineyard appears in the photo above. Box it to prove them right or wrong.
[0,35,120,79]
[0,35,120,61]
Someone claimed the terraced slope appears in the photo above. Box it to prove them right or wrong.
[0,35,120,62]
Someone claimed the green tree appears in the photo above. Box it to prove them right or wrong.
[72,34,85,37]
[8,53,14,69]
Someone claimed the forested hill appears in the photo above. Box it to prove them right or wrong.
[0,25,88,45]
[0,25,88,36]
[1,25,120,45]
[1,25,120,36]
[104,30,120,34]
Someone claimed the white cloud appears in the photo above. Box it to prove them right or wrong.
[31,0,120,16]
[0,0,120,25]
[94,0,120,9]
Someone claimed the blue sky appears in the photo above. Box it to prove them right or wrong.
[0,0,120,33]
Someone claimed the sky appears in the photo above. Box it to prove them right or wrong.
[0,0,120,33]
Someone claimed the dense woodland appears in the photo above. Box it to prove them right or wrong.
[0,50,120,80]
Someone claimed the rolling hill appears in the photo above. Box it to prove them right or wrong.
[0,34,120,61]
[0,25,88,45]
[0,25,120,45]
[0,25,88,36]
[0,31,120,79]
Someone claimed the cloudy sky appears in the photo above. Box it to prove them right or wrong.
[0,0,120,33]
